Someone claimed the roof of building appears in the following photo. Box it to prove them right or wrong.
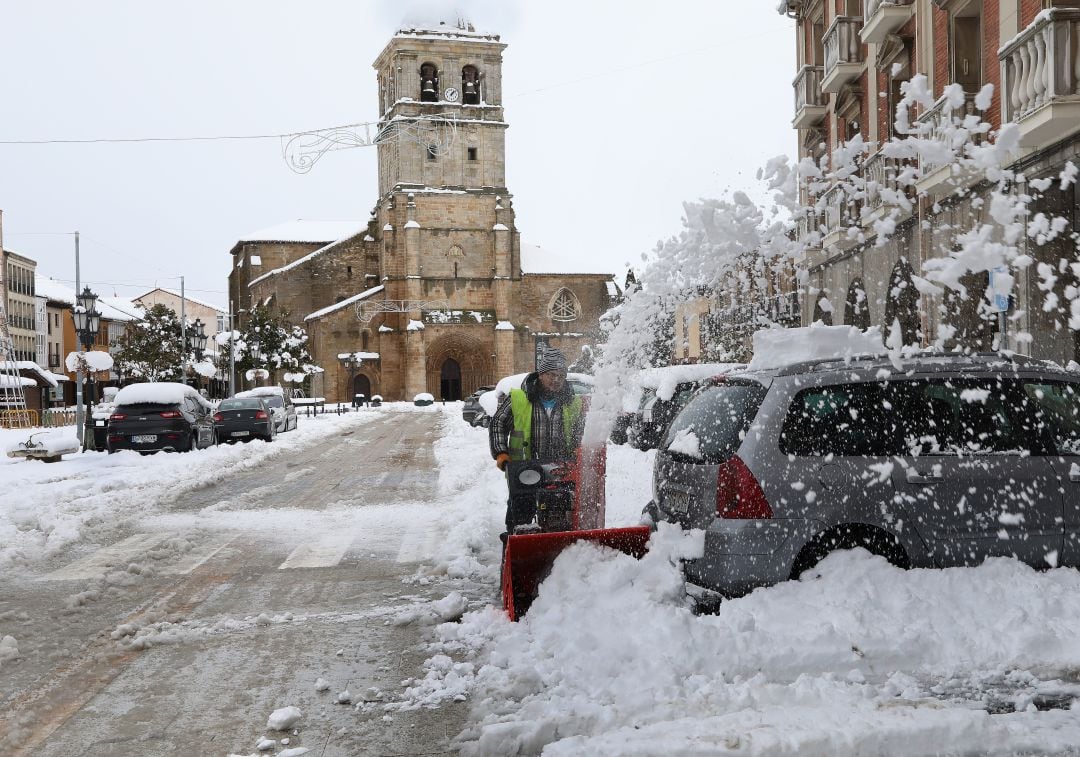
[304,285,385,322]
[231,220,366,251]
[132,287,226,314]
[33,276,142,321]
[248,232,367,289]
[520,240,614,276]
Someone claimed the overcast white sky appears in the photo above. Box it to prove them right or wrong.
[0,1,794,309]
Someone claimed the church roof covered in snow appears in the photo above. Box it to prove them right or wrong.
[231,220,366,251]
[519,241,613,277]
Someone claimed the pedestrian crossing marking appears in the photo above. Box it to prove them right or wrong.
[159,534,237,575]
[278,532,357,569]
[45,533,169,581]
[395,525,442,564]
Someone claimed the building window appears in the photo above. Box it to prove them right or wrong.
[462,65,481,104]
[420,62,439,102]
[549,288,580,322]
[467,147,478,161]
[951,2,983,93]
[347,266,353,278]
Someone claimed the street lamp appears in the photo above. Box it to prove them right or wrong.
[339,352,360,407]
[248,341,263,387]
[71,286,102,451]
[192,318,208,361]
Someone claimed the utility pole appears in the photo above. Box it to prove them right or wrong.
[74,231,83,445]
[228,307,236,398]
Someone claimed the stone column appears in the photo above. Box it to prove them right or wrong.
[405,328,428,399]
[494,326,515,379]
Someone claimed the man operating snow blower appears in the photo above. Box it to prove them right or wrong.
[488,349,584,532]
[487,349,651,620]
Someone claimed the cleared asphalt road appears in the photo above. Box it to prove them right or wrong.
[0,411,471,756]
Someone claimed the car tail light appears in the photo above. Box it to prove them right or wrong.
[213,413,223,422]
[716,455,772,519]
[255,410,268,419]
[160,410,182,419]
[108,435,122,443]
[109,413,127,421]
[164,433,182,440]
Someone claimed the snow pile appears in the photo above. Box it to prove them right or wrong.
[414,392,435,402]
[65,350,115,373]
[747,324,885,371]
[266,705,302,730]
[0,635,18,666]
[409,536,1080,755]
[637,362,744,401]
[114,382,199,406]
[6,433,79,456]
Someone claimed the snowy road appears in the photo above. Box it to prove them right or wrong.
[0,407,475,756]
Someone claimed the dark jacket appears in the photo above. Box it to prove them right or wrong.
[489,373,583,461]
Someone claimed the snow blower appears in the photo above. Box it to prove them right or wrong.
[500,445,651,620]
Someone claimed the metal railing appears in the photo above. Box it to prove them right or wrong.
[863,150,913,212]
[821,183,862,238]
[1000,8,1080,124]
[824,16,864,76]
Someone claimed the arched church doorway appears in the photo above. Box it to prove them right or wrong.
[440,358,462,401]
[352,374,371,399]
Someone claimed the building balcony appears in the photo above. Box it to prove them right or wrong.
[861,0,914,44]
[821,183,863,251]
[1000,8,1080,149]
[913,91,981,196]
[793,65,827,129]
[863,149,914,223]
[823,16,864,93]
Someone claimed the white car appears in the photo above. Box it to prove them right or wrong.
[234,386,297,432]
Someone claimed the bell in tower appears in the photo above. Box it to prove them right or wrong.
[462,65,480,105]
[420,63,439,102]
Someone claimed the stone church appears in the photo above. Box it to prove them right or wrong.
[227,19,617,403]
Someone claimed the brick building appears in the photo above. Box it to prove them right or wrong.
[779,0,1080,363]
[230,20,617,402]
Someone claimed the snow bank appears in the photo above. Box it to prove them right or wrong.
[114,382,199,406]
[747,324,885,371]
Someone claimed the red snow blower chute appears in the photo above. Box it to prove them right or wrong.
[500,445,651,620]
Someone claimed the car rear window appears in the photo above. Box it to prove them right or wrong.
[262,396,284,408]
[220,399,263,410]
[662,382,767,463]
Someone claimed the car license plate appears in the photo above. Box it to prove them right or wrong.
[231,430,250,437]
[132,435,157,444]
[666,491,690,514]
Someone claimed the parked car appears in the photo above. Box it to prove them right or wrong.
[107,382,216,453]
[645,352,1080,601]
[214,397,276,443]
[235,386,297,432]
[463,385,496,425]
[623,363,744,450]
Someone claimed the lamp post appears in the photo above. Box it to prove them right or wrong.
[71,286,102,451]
[187,318,208,392]
[339,353,359,407]
[248,341,263,388]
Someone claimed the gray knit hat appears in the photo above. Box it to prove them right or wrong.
[537,349,568,375]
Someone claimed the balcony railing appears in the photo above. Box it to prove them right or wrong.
[914,91,979,172]
[862,0,914,44]
[863,150,914,214]
[1000,8,1080,147]
[822,183,862,240]
[793,65,827,128]
[823,16,864,92]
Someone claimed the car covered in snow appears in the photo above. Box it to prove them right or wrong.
[107,382,216,453]
[645,327,1080,601]
[462,385,496,425]
[622,363,744,450]
[235,386,297,432]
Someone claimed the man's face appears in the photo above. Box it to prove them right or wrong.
[538,371,566,394]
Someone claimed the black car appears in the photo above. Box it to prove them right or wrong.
[462,385,496,425]
[214,397,276,442]
[628,381,707,451]
[107,383,216,453]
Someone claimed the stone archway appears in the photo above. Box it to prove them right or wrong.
[352,374,371,399]
[440,358,462,401]
[425,332,495,399]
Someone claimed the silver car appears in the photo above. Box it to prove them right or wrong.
[645,354,1080,599]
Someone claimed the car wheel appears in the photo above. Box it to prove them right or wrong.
[789,525,909,580]
[188,432,199,453]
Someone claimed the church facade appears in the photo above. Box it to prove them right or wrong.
[228,21,616,403]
